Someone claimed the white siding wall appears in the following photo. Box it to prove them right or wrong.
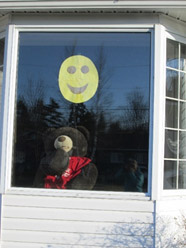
[1,194,154,248]
[155,199,186,248]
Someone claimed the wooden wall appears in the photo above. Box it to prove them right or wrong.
[1,194,154,247]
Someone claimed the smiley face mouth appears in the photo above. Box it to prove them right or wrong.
[67,83,88,94]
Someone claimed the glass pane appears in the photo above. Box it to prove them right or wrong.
[167,39,179,69]
[0,67,2,116]
[165,99,178,128]
[180,43,186,71]
[0,39,4,65]
[0,66,3,87]
[179,131,186,158]
[0,39,4,116]
[164,130,178,159]
[164,160,177,189]
[12,32,151,192]
[180,72,186,100]
[166,69,178,98]
[180,102,186,129]
[179,162,186,189]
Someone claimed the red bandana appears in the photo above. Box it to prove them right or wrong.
[44,156,91,189]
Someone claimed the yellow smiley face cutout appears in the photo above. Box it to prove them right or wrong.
[58,55,99,103]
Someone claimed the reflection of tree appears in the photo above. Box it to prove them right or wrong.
[94,88,150,191]
[108,121,122,134]
[24,78,45,108]
[68,103,95,129]
[65,44,113,159]
[45,98,65,127]
[90,47,113,158]
[122,88,149,130]
[14,77,66,186]
[93,46,113,113]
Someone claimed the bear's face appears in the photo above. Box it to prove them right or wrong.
[54,135,73,152]
[43,127,88,157]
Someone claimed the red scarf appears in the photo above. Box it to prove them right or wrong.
[44,156,91,189]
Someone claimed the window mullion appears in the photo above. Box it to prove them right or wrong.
[177,43,181,189]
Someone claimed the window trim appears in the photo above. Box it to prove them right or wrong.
[0,31,10,194]
[0,24,154,200]
[151,24,166,201]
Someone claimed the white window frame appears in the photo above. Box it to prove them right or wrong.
[0,16,10,194]
[162,31,186,197]
[0,24,154,200]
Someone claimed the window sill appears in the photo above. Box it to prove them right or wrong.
[5,187,150,201]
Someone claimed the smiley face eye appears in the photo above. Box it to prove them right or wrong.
[67,66,76,74]
[81,65,89,74]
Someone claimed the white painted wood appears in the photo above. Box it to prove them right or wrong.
[0,194,2,240]
[0,1,186,11]
[3,206,154,223]
[0,15,11,34]
[6,187,150,200]
[2,230,154,247]
[0,25,16,194]
[10,13,159,27]
[3,218,154,236]
[160,14,186,39]
[0,17,8,196]
[151,24,166,201]
[1,195,154,247]
[156,198,186,213]
[3,195,154,212]
[1,242,93,248]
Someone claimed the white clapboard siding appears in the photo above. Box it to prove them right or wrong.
[156,199,186,213]
[2,194,154,247]
[2,230,154,248]
[3,205,153,223]
[3,218,154,236]
[3,195,153,212]
[1,242,104,248]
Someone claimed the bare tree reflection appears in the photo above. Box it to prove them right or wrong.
[122,88,149,131]
[13,78,65,187]
[90,46,113,159]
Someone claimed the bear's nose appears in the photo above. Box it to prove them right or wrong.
[58,136,66,142]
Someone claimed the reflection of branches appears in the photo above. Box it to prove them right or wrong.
[24,77,45,108]
[15,78,65,181]
[122,88,149,130]
[94,45,113,110]
[90,46,113,159]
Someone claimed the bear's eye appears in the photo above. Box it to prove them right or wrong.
[58,136,66,142]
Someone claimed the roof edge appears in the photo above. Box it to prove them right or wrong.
[0,1,186,11]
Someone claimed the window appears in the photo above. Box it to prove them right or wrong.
[0,38,4,115]
[164,38,186,189]
[12,31,151,192]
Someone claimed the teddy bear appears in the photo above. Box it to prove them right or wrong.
[33,126,98,190]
